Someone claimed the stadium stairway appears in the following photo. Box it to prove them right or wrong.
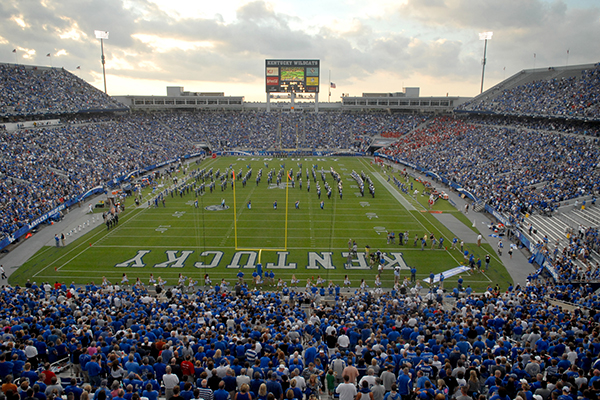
[524,206,599,272]
[571,205,600,227]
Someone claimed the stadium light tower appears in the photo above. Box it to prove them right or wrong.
[479,31,493,94]
[94,30,109,94]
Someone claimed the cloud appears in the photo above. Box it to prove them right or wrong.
[1,0,598,100]
[399,0,569,31]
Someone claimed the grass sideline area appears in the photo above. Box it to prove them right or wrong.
[11,157,512,291]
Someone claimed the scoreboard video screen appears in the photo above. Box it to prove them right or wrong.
[265,59,320,93]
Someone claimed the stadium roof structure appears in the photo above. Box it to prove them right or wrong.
[113,89,468,113]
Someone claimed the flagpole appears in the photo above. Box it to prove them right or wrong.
[13,50,17,64]
[328,70,331,103]
[566,49,569,66]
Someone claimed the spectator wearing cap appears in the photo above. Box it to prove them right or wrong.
[557,387,572,400]
[266,373,283,400]
[123,373,143,393]
[275,364,289,379]
[92,380,109,400]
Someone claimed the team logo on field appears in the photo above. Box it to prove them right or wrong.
[205,205,230,211]
[155,225,171,233]
[268,183,291,189]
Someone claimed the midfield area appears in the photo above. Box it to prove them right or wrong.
[13,157,510,291]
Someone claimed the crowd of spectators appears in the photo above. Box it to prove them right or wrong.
[156,112,426,152]
[378,116,600,228]
[0,115,198,239]
[458,64,600,119]
[0,64,125,117]
[0,106,424,240]
[531,225,600,286]
[0,274,598,400]
[459,116,600,138]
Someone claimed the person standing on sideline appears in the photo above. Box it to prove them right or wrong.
[61,233,66,247]
[55,235,60,247]
[0,265,6,279]
[485,254,491,270]
[477,234,482,247]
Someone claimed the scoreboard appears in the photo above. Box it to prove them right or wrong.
[265,59,320,93]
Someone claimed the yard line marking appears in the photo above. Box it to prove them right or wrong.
[358,158,464,267]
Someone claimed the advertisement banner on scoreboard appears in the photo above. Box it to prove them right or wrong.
[306,67,319,76]
[306,77,319,86]
[266,67,279,76]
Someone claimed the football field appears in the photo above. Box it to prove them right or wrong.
[11,156,512,291]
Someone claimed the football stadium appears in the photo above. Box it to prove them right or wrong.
[1,40,600,400]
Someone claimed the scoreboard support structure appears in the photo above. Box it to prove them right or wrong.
[265,92,320,113]
[265,59,320,113]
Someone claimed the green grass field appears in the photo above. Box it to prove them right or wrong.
[11,156,512,291]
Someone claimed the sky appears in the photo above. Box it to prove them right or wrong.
[1,0,599,102]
